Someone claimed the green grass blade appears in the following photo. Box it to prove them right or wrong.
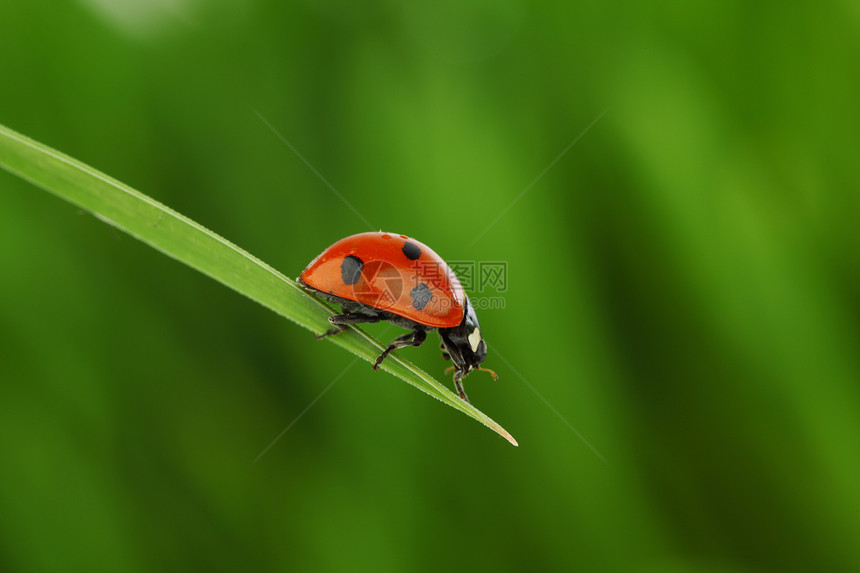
[0,122,517,446]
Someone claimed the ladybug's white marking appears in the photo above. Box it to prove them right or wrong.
[468,328,482,353]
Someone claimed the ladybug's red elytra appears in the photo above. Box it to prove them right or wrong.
[298,231,497,402]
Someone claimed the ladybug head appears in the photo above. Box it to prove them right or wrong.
[438,296,498,385]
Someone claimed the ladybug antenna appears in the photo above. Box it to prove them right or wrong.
[476,366,499,381]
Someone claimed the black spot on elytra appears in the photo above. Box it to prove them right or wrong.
[410,284,434,310]
[402,241,421,260]
[341,255,364,285]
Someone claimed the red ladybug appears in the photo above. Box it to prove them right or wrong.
[298,231,497,402]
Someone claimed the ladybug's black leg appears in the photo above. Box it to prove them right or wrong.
[452,371,470,403]
[372,329,427,371]
[440,343,451,361]
[315,312,382,339]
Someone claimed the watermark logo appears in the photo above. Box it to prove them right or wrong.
[479,261,508,293]
[348,259,509,314]
[446,261,508,293]
[448,261,508,310]
[350,260,404,311]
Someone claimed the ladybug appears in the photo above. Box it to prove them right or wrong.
[297,231,497,402]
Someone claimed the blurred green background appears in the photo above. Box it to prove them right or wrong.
[2,1,859,571]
